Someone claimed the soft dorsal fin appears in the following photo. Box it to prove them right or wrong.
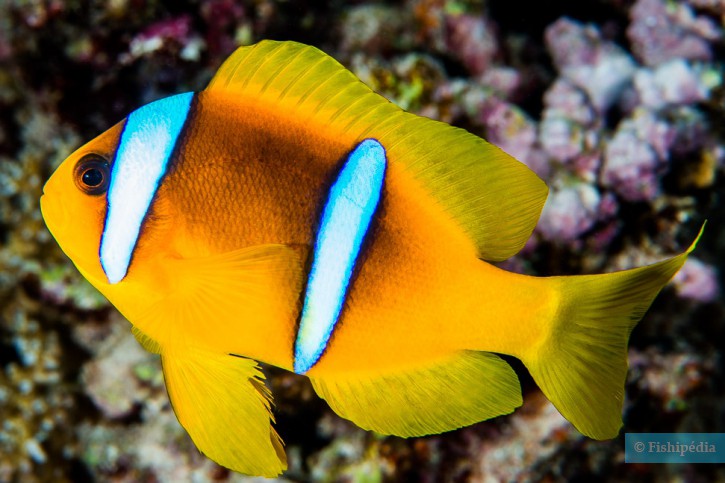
[205,40,547,261]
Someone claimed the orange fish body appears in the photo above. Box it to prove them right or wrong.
[40,41,698,476]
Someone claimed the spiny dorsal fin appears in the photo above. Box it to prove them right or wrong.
[205,41,547,261]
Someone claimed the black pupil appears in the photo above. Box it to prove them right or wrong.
[82,168,104,187]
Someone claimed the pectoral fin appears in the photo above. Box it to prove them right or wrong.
[161,348,286,476]
[121,243,306,370]
[132,326,161,353]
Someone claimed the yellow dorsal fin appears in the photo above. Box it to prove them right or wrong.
[162,347,286,476]
[205,41,547,261]
[310,350,522,437]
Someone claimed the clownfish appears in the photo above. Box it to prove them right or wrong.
[40,40,700,476]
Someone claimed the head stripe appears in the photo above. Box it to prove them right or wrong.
[100,92,194,284]
[294,139,386,374]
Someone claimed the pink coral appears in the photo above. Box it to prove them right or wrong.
[630,109,677,159]
[672,258,719,303]
[602,131,659,202]
[601,110,676,202]
[536,183,602,244]
[445,14,499,76]
[543,79,596,126]
[477,98,537,161]
[628,0,721,67]
[200,0,246,57]
[539,116,585,164]
[545,18,636,112]
[126,15,200,61]
[540,79,602,180]
[634,59,713,109]
[480,66,521,99]
[137,15,192,43]
[629,350,711,412]
[473,392,577,482]
[477,98,551,179]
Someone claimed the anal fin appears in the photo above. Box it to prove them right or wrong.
[161,348,286,476]
[310,351,522,437]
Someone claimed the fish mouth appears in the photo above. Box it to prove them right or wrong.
[39,194,86,269]
[39,194,67,236]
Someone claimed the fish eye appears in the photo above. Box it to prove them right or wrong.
[74,154,110,195]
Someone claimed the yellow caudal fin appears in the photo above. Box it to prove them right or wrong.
[162,347,287,476]
[310,351,521,437]
[524,228,703,439]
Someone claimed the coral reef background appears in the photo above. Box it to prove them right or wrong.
[0,0,723,481]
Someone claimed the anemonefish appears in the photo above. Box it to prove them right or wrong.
[41,40,700,476]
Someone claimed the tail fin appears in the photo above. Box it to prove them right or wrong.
[524,228,702,439]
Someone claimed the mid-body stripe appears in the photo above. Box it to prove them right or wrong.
[100,92,194,284]
[294,139,387,374]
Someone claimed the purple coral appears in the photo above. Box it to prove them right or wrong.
[124,14,205,63]
[601,127,660,202]
[536,183,604,244]
[480,66,521,100]
[539,79,603,181]
[539,80,599,169]
[200,0,246,57]
[545,18,637,113]
[629,350,711,412]
[445,14,499,76]
[543,79,596,126]
[628,0,721,67]
[634,59,713,109]
[539,116,584,164]
[672,258,719,303]
[477,98,550,179]
[601,110,676,202]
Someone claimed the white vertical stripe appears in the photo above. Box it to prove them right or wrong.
[100,92,194,284]
[294,139,386,374]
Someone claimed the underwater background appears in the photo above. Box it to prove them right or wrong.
[0,0,723,481]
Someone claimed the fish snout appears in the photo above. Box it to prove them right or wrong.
[40,192,68,232]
